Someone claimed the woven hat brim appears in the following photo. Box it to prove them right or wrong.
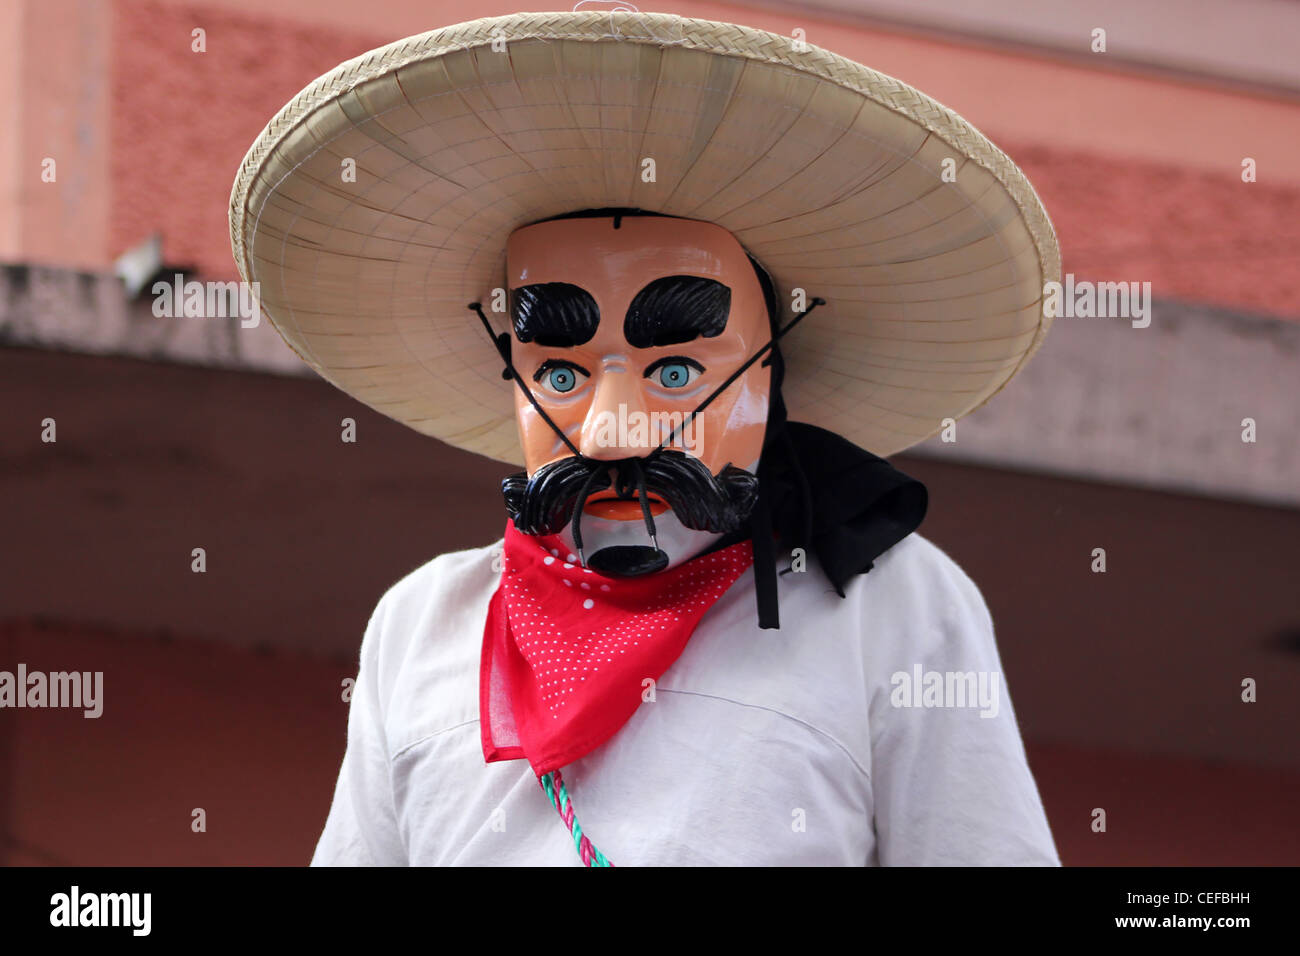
[230,11,1061,466]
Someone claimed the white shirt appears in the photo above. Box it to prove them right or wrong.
[311,533,1060,866]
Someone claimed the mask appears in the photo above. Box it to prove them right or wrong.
[501,214,774,575]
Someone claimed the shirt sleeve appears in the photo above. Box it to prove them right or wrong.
[310,594,408,866]
[867,551,1061,866]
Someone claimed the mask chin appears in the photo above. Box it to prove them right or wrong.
[555,509,723,577]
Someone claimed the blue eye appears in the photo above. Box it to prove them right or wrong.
[655,362,696,389]
[547,367,578,392]
[533,361,589,395]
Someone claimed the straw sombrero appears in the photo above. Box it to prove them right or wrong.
[229,10,1060,466]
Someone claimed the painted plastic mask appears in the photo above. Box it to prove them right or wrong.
[502,214,773,576]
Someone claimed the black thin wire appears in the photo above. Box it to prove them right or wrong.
[472,295,826,570]
[569,462,609,567]
[629,458,660,549]
[468,302,582,458]
[649,297,826,458]
[570,459,662,568]
[471,297,825,465]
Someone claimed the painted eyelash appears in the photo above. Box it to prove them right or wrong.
[532,358,591,383]
[642,356,705,378]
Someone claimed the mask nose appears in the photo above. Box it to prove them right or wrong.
[579,369,653,460]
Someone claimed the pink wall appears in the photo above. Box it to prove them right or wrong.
[1011,144,1300,318]
[5,0,1297,317]
[0,1,23,260]
[4,0,113,269]
[109,1,386,282]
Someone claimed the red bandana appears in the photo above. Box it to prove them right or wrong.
[480,521,753,776]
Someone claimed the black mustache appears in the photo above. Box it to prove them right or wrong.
[503,451,759,537]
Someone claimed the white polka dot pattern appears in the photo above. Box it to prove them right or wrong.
[483,523,755,774]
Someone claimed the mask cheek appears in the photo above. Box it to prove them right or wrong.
[700,385,768,470]
[517,399,582,472]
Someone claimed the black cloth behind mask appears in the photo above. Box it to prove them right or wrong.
[742,338,928,628]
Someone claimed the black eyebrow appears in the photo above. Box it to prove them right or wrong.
[624,275,730,348]
[510,283,599,347]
